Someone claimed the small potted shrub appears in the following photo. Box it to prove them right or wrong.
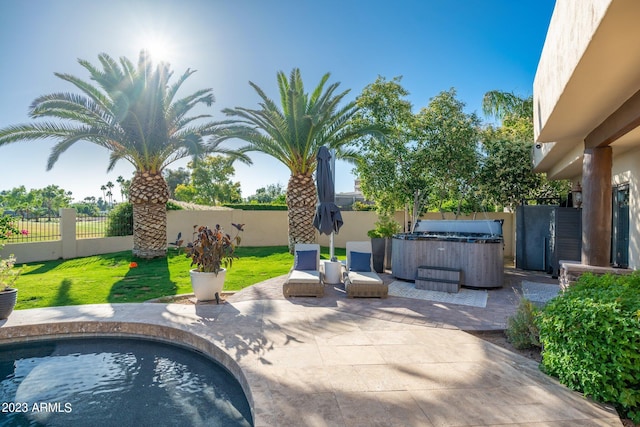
[367,214,401,273]
[179,223,243,303]
[0,215,23,319]
[0,254,21,319]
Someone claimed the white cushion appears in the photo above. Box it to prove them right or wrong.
[347,270,383,285]
[286,269,321,284]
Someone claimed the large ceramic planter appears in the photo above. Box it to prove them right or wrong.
[370,238,385,273]
[384,237,393,270]
[189,268,226,303]
[0,288,17,319]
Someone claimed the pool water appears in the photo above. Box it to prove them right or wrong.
[0,337,252,426]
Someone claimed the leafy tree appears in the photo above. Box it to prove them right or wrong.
[0,185,72,218]
[162,167,190,198]
[480,90,570,209]
[38,185,73,218]
[352,76,419,219]
[414,88,481,217]
[247,183,286,204]
[173,184,197,202]
[0,186,30,214]
[71,201,99,216]
[96,197,108,212]
[354,81,480,225]
[0,50,249,258]
[174,155,242,205]
[216,68,379,250]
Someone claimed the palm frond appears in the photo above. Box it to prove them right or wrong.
[0,49,234,174]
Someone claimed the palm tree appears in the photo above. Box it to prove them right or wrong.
[0,50,249,258]
[481,90,570,208]
[216,68,379,250]
[482,90,533,124]
[105,181,114,206]
[116,175,128,202]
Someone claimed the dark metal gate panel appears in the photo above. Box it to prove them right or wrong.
[516,205,554,271]
[549,208,582,276]
[516,205,581,273]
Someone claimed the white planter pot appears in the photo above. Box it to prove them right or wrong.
[189,268,226,302]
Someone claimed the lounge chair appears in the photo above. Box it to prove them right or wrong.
[344,241,387,298]
[283,244,324,297]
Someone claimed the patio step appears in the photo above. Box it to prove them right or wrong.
[415,266,461,293]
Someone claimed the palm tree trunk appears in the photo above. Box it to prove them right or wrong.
[129,171,170,259]
[286,173,317,252]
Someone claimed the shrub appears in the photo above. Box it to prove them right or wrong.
[367,214,401,238]
[106,201,182,236]
[221,203,287,210]
[506,296,541,350]
[166,200,183,211]
[352,201,375,211]
[538,272,640,423]
[105,203,133,237]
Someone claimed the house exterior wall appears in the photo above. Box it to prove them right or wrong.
[534,0,610,144]
[533,0,640,270]
[533,0,640,178]
[612,148,640,269]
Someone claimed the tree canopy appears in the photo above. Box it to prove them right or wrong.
[354,78,481,224]
[173,155,242,205]
[480,90,570,209]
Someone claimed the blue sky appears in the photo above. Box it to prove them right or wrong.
[0,0,556,202]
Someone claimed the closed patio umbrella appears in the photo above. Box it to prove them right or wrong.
[313,146,342,259]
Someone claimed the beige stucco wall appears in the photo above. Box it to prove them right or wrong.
[1,209,516,263]
[612,148,640,270]
[0,237,133,264]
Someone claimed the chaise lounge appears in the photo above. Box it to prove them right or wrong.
[344,241,387,298]
[283,243,324,297]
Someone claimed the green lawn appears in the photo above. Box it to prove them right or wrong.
[14,246,345,310]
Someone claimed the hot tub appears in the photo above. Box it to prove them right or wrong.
[391,220,504,288]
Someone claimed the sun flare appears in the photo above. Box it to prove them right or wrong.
[135,31,176,63]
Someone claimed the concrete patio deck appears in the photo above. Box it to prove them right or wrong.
[0,267,622,426]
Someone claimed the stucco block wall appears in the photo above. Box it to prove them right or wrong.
[612,148,640,270]
[1,209,516,263]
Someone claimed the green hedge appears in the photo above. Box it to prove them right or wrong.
[106,203,133,237]
[106,201,183,237]
[538,272,640,422]
[222,203,287,210]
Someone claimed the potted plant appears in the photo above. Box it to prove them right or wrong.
[178,223,243,303]
[0,215,23,319]
[367,214,401,273]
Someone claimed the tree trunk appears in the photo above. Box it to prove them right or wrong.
[129,171,170,259]
[286,173,317,252]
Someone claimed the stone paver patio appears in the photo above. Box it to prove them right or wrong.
[0,267,622,426]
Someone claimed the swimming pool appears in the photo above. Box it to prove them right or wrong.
[0,337,253,426]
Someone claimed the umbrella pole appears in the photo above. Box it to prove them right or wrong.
[330,148,336,261]
[330,232,335,260]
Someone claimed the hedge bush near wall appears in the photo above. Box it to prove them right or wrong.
[222,203,287,210]
[106,203,133,237]
[538,273,640,423]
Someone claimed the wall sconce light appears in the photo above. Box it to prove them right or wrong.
[571,182,582,208]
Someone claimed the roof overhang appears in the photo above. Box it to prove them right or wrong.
[533,0,640,178]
